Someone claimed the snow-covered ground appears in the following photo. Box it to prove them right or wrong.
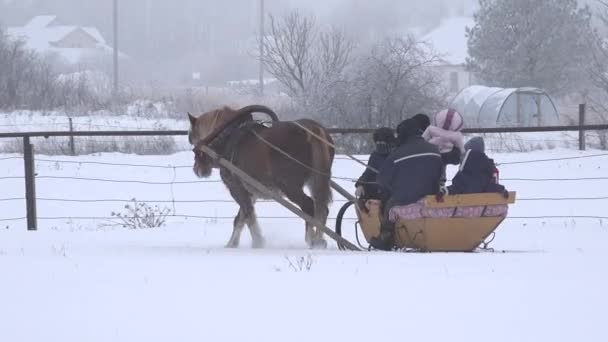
[0,109,186,132]
[1,149,608,342]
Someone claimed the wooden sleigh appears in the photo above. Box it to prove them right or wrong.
[354,192,517,252]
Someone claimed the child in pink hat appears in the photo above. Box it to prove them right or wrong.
[421,109,466,197]
[422,108,466,164]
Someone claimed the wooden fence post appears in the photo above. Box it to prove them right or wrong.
[23,136,37,231]
[68,117,75,156]
[579,104,586,151]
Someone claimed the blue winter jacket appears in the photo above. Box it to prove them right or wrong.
[377,137,444,205]
[355,150,390,199]
[448,149,507,195]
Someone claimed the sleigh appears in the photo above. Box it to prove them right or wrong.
[336,192,516,252]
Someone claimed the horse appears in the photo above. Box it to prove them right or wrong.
[188,105,335,249]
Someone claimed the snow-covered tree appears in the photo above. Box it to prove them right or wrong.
[466,0,594,95]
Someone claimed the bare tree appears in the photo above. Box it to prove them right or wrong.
[589,1,608,102]
[584,1,608,148]
[260,10,354,114]
[261,11,315,98]
[259,11,445,139]
[351,36,447,127]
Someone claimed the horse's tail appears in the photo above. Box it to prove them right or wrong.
[305,121,335,218]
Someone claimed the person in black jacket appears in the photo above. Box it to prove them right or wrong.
[411,113,431,135]
[355,127,396,200]
[369,119,444,250]
[410,112,460,165]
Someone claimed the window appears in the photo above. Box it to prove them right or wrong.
[449,71,459,93]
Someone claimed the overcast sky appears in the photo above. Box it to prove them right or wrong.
[0,0,485,85]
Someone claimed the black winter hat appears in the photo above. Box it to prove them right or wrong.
[465,136,485,153]
[372,127,396,144]
[396,119,419,144]
[411,113,431,134]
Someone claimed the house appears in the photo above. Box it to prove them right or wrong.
[7,15,125,65]
[420,16,476,96]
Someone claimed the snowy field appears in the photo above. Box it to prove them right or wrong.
[1,149,608,341]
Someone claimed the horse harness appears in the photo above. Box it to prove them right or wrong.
[206,116,265,162]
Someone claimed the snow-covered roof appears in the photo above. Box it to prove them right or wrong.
[421,17,475,66]
[24,15,59,29]
[7,15,122,64]
[82,27,106,45]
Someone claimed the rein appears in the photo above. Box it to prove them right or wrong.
[290,121,379,174]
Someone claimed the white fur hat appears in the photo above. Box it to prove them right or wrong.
[434,109,464,132]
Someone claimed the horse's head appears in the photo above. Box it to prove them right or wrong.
[187,109,221,146]
[188,105,280,178]
[192,145,214,178]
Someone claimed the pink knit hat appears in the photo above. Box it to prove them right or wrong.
[434,109,464,132]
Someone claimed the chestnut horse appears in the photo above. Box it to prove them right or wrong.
[188,105,335,249]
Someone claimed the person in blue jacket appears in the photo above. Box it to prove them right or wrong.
[448,137,509,196]
[369,118,444,251]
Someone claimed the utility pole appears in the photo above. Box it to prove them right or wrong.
[258,0,265,97]
[113,0,119,97]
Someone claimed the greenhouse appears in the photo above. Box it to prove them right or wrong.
[449,86,559,127]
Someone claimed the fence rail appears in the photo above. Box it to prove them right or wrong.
[2,103,608,231]
[3,124,608,138]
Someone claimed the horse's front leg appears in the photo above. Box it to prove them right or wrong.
[226,208,246,248]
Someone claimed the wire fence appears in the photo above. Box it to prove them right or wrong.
[2,150,608,227]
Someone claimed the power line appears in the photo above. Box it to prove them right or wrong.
[37,198,235,203]
[0,198,24,202]
[0,156,22,162]
[1,196,605,204]
[6,174,608,184]
[33,197,349,204]
[36,158,191,169]
[36,215,359,221]
[508,216,608,220]
[499,153,608,165]
[503,177,608,182]
[0,176,25,181]
[22,215,608,222]
[0,217,25,222]
[34,175,221,185]
[517,196,608,201]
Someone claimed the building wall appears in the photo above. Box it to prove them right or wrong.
[434,64,474,97]
[426,64,476,100]
[51,28,98,49]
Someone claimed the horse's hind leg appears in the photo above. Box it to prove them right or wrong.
[281,186,316,248]
[245,203,265,249]
[312,201,329,249]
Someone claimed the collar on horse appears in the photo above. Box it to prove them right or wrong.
[207,116,263,159]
